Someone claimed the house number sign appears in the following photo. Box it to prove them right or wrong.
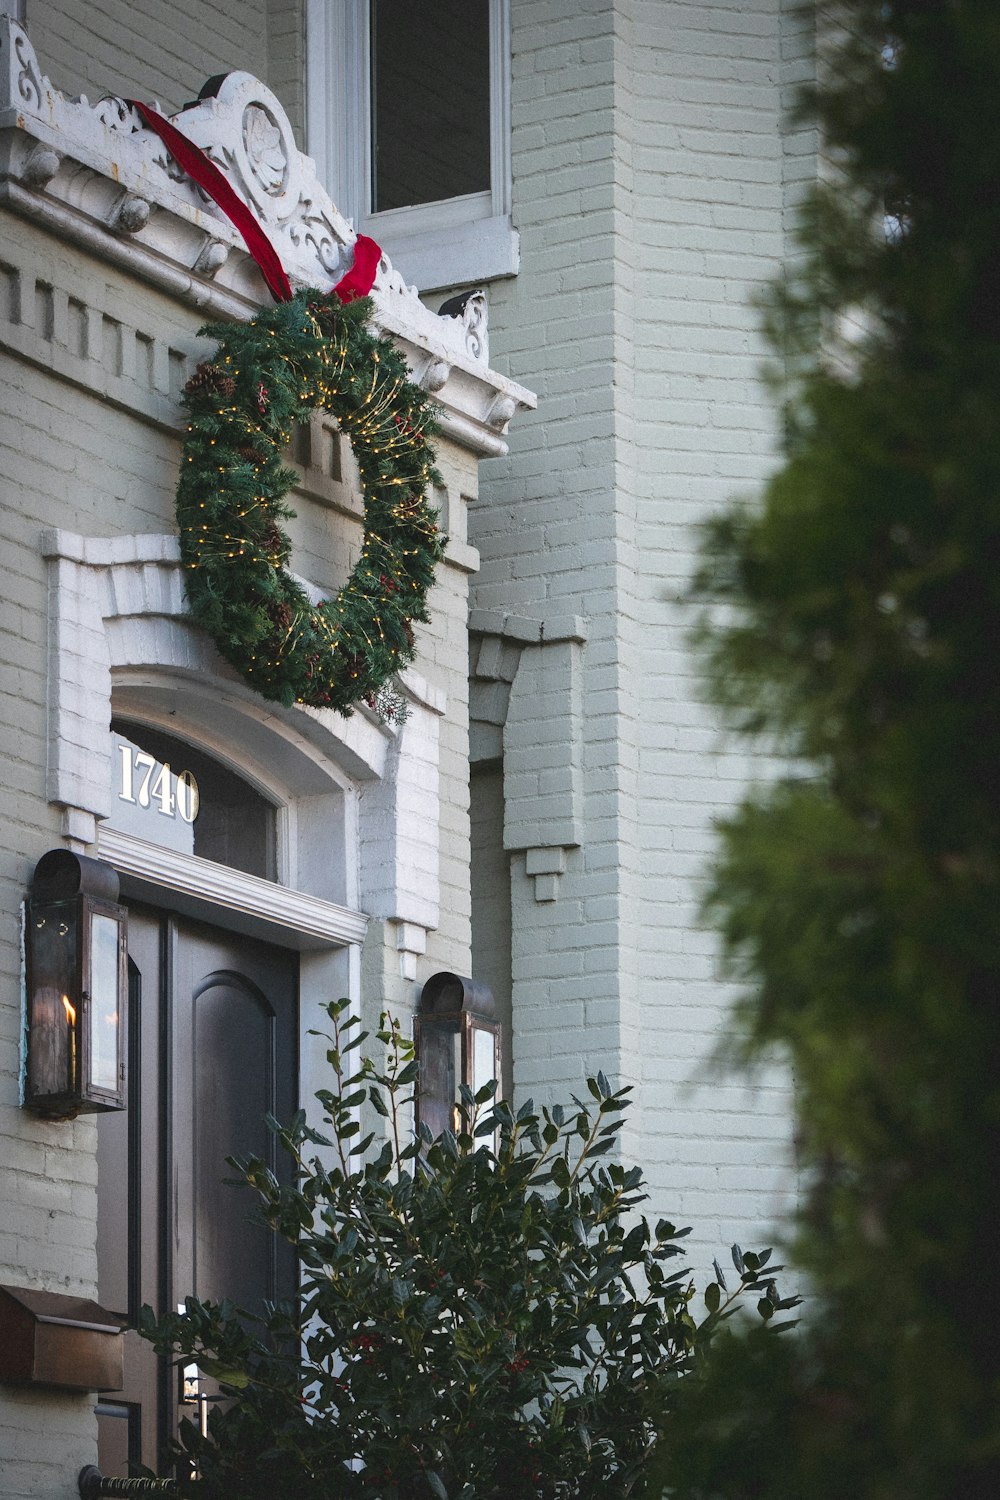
[117,742,200,823]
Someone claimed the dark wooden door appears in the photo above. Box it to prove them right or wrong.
[96,907,298,1476]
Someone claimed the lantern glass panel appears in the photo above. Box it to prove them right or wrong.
[29,903,77,1099]
[89,911,120,1093]
[473,1026,496,1095]
[418,1018,461,1140]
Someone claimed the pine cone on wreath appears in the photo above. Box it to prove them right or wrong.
[261,523,286,558]
[185,362,237,399]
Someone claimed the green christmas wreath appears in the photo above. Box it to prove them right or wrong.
[177,290,445,721]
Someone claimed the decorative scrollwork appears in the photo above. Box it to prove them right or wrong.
[242,104,286,197]
[14,30,43,109]
[462,291,490,364]
[94,95,142,132]
[0,32,526,433]
[439,289,490,365]
[289,217,351,280]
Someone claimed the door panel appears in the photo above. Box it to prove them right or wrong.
[97,906,297,1478]
[172,923,297,1312]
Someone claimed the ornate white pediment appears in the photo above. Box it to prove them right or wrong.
[0,19,534,454]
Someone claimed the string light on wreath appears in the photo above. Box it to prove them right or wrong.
[125,103,444,723]
[177,290,445,722]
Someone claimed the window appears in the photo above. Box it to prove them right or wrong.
[306,0,518,292]
[109,721,278,880]
[371,1,491,212]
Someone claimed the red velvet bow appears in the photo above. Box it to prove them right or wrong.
[129,101,380,306]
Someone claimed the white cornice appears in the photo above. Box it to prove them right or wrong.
[99,827,369,949]
[0,19,535,457]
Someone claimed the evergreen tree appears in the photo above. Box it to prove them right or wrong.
[652,3,1000,1495]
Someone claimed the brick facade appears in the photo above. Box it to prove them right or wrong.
[471,0,815,1276]
[0,16,526,1491]
[0,3,818,1492]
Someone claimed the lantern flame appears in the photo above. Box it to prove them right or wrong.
[62,995,76,1027]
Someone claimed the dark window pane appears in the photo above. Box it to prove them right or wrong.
[371,0,491,212]
[110,720,277,881]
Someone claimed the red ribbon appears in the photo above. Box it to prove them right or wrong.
[129,100,292,302]
[129,101,380,307]
[333,234,382,303]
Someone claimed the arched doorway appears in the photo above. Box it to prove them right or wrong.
[92,712,363,1476]
[40,530,444,1472]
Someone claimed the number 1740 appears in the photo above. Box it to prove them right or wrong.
[118,744,199,823]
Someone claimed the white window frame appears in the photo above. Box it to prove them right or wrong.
[306,0,518,293]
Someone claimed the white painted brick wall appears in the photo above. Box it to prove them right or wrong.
[32,0,269,117]
[472,0,634,1120]
[0,1389,95,1500]
[266,0,306,147]
[0,210,198,1489]
[471,0,817,1282]
[630,0,816,1276]
[24,1,306,143]
[1,121,481,1494]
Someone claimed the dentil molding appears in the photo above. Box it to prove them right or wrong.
[0,18,534,457]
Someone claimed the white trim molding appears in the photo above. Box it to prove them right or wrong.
[98,828,369,950]
[469,612,588,903]
[0,18,534,454]
[41,529,444,948]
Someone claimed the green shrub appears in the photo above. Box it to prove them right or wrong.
[142,1000,791,1499]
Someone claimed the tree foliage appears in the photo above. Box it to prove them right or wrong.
[141,1002,785,1499]
[651,3,1000,1496]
